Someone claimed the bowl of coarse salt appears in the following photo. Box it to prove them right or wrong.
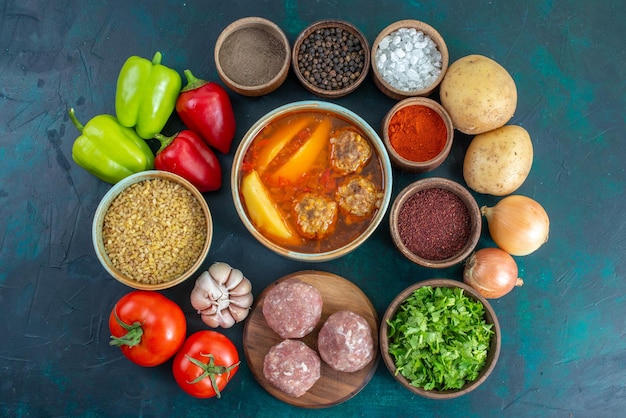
[371,20,449,100]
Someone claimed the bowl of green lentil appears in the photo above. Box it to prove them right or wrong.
[389,177,481,268]
[92,170,213,290]
[292,20,370,98]
[380,278,501,399]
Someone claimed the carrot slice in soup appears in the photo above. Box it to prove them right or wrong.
[256,116,316,173]
[240,170,298,245]
[270,117,332,183]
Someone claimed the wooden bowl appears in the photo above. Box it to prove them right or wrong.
[292,20,370,98]
[215,17,290,96]
[380,279,501,399]
[231,101,393,262]
[92,170,212,290]
[389,177,480,268]
[381,97,454,172]
[371,20,449,100]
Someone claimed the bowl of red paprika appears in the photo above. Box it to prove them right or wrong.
[381,97,454,173]
[389,177,481,268]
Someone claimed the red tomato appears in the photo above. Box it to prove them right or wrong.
[109,291,186,367]
[172,330,240,398]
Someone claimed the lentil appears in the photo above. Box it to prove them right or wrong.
[102,178,207,284]
[297,27,365,91]
[397,188,470,260]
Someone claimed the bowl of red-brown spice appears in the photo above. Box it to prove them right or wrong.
[389,178,481,268]
[215,17,291,96]
[381,97,454,173]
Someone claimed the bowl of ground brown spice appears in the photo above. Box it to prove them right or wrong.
[381,97,454,173]
[92,170,213,290]
[215,17,290,97]
[389,178,481,268]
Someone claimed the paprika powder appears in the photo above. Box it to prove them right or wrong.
[387,104,447,162]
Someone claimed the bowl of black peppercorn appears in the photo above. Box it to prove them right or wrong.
[292,20,370,99]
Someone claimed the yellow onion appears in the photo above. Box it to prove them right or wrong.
[481,195,549,256]
[463,248,524,298]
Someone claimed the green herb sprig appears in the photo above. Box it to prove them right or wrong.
[387,285,494,391]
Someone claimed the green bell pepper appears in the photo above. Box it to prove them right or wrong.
[69,108,155,184]
[115,51,182,139]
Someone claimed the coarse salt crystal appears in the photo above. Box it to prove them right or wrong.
[375,27,443,92]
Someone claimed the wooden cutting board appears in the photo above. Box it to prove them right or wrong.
[243,270,379,408]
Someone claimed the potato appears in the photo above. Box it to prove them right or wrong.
[440,55,517,135]
[463,125,533,196]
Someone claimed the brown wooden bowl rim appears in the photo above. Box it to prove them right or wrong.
[381,97,454,173]
[380,278,501,399]
[388,177,481,268]
[371,19,449,100]
[214,17,291,96]
[291,19,371,98]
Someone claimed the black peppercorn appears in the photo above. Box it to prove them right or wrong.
[297,25,365,92]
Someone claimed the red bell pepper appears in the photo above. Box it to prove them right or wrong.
[154,130,222,192]
[176,70,236,154]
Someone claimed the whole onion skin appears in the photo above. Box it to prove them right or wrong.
[481,195,549,256]
[463,248,524,299]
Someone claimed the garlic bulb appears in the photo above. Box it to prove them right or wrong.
[190,262,253,328]
[481,195,549,256]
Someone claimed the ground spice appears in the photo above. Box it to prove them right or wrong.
[219,27,286,86]
[388,105,447,162]
[397,187,471,260]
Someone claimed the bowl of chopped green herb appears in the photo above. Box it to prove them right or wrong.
[380,279,501,399]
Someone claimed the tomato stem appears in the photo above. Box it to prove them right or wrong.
[185,353,240,399]
[109,308,144,348]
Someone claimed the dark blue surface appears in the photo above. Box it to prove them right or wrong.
[1,1,625,416]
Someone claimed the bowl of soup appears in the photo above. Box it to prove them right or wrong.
[231,101,393,261]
